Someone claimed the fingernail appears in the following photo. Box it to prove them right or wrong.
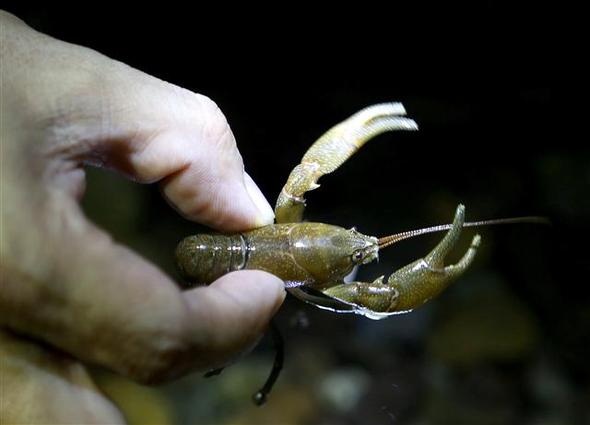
[244,172,275,226]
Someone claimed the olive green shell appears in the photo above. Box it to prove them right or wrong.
[175,223,371,288]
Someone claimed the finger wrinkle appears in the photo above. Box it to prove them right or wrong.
[41,158,86,200]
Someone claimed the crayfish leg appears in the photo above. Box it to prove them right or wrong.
[322,278,401,315]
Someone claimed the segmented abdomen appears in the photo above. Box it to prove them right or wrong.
[175,224,314,286]
[175,233,247,285]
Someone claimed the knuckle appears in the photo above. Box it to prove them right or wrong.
[194,95,236,149]
[174,91,242,166]
[189,94,244,174]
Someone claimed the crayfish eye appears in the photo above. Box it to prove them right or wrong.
[352,250,364,263]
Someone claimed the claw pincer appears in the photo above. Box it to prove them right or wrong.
[275,103,418,223]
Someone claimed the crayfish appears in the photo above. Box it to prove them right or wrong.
[175,103,545,403]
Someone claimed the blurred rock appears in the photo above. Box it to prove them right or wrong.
[428,274,540,366]
[318,367,370,413]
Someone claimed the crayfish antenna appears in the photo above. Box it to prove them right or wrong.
[378,216,550,250]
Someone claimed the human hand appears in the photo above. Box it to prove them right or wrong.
[0,11,285,422]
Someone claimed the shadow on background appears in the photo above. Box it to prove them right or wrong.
[5,3,588,424]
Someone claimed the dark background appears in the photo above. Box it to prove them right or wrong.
[4,3,588,424]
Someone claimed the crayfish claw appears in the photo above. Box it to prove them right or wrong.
[275,103,417,223]
[386,205,481,311]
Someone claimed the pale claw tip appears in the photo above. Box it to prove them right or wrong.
[472,234,482,247]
